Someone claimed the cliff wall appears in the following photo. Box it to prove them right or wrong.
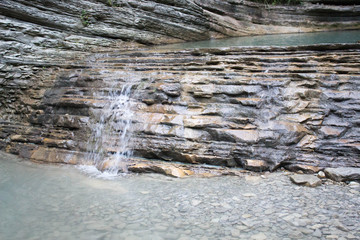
[1,44,360,172]
[1,0,360,172]
[1,0,359,60]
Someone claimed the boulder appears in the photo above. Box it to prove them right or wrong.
[324,167,360,182]
[290,174,322,187]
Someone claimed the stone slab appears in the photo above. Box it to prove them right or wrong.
[324,167,360,182]
[290,174,322,187]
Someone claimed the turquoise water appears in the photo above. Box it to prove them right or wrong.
[157,30,360,49]
[1,151,359,239]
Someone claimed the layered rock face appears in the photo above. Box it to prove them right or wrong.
[1,44,359,172]
[1,0,360,172]
[1,0,359,59]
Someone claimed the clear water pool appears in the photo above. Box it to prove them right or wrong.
[1,151,359,240]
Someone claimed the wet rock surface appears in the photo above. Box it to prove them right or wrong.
[1,44,360,171]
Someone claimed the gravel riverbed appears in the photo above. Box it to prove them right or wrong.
[0,151,359,240]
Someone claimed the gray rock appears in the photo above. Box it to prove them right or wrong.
[290,174,322,187]
[324,168,360,182]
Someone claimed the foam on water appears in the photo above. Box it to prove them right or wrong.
[75,165,125,180]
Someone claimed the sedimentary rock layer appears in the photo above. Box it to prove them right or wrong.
[1,44,359,171]
[1,0,360,65]
[1,0,360,171]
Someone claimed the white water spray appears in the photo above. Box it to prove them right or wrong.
[88,82,134,174]
[83,52,138,176]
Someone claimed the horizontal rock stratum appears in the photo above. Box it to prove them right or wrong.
[1,44,359,172]
[1,0,360,172]
[1,0,360,61]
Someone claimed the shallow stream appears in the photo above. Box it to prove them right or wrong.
[1,152,359,240]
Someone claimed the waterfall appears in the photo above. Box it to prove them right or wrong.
[88,83,134,174]
[84,53,137,175]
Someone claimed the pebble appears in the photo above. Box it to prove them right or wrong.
[336,224,349,232]
[221,202,232,209]
[346,233,357,239]
[313,229,322,237]
[241,220,255,228]
[236,225,248,231]
[264,209,274,215]
[211,218,219,223]
[299,227,313,234]
[318,171,326,178]
[243,193,257,197]
[250,232,267,240]
[191,200,202,206]
[349,189,359,194]
[231,229,240,237]
[289,230,303,238]
[311,224,324,229]
[232,196,240,201]
[325,235,339,239]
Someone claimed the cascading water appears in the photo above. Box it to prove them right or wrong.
[84,53,137,176]
[88,83,134,174]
